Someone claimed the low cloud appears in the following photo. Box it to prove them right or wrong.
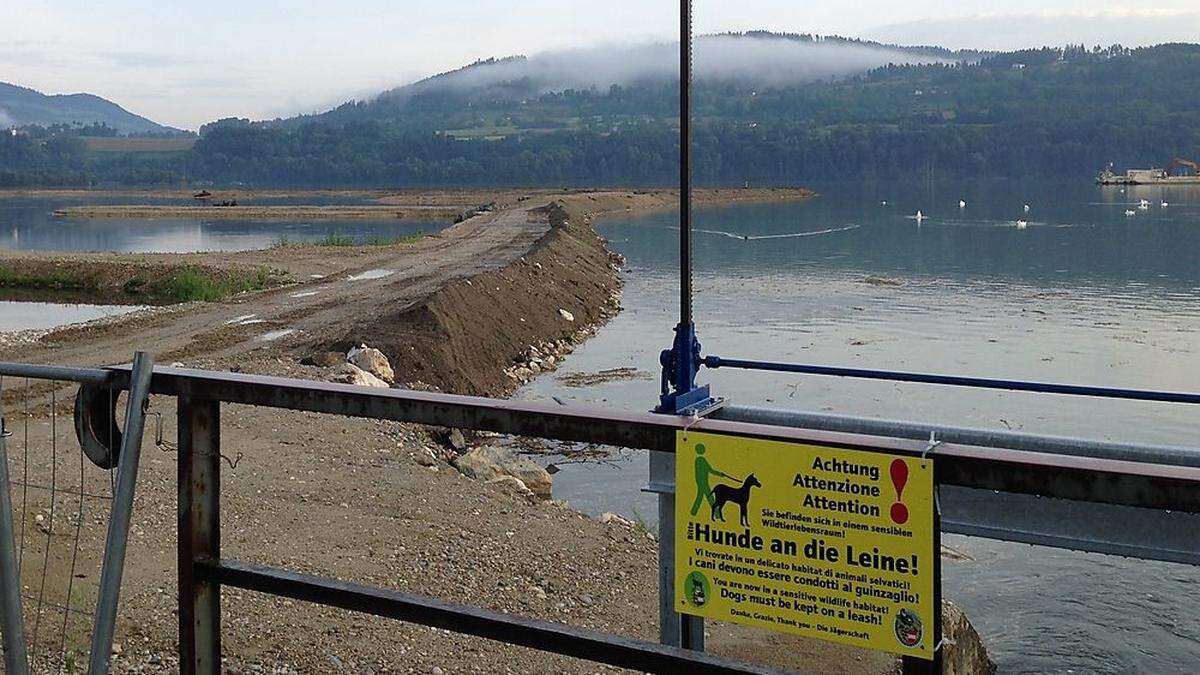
[387,34,952,101]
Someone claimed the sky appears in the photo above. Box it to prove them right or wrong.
[4,1,1200,130]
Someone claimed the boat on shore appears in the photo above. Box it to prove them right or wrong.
[1097,158,1200,185]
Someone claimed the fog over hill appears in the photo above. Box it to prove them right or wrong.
[313,32,973,118]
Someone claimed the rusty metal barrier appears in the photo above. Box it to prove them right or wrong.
[3,362,1199,674]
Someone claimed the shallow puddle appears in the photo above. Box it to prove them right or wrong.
[0,301,145,333]
[346,269,396,281]
[256,328,297,342]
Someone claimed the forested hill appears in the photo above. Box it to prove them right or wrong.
[4,40,1200,187]
[0,82,172,135]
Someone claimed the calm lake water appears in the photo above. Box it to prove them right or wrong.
[520,179,1200,673]
[0,196,445,253]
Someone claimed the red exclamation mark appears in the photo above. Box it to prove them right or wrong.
[889,459,909,524]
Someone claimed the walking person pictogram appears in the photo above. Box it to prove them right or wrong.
[689,442,732,516]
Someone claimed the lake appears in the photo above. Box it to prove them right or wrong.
[0,196,446,253]
[520,178,1200,673]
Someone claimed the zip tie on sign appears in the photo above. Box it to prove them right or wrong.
[934,636,956,652]
[923,431,943,517]
[681,410,703,442]
[921,431,941,460]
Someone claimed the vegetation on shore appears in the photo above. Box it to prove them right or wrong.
[273,231,426,248]
[0,263,279,304]
[0,266,93,292]
[124,266,276,302]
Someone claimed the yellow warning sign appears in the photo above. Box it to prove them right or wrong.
[675,431,936,659]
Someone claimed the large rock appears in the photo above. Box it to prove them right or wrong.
[452,446,553,499]
[324,363,389,388]
[941,601,996,675]
[485,475,535,499]
[347,344,395,384]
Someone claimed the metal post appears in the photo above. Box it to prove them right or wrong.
[901,496,943,674]
[0,406,30,674]
[679,0,693,326]
[177,396,221,675]
[88,352,154,675]
[649,450,704,651]
[657,0,717,416]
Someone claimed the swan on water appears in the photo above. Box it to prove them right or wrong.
[1139,199,1151,207]
[881,200,888,206]
[959,200,966,208]
[1015,220,1028,229]
[1161,201,1169,208]
[1124,209,1137,216]
[1023,204,1031,212]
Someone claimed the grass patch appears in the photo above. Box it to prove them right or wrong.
[155,266,273,303]
[122,266,276,303]
[0,267,96,291]
[320,232,356,247]
[1,261,281,305]
[272,231,426,248]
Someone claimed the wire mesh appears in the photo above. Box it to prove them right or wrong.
[0,375,118,673]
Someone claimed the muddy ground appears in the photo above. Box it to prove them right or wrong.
[0,186,899,674]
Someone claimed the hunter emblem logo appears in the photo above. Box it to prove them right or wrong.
[894,608,923,648]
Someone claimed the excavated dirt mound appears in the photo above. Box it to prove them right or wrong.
[327,201,622,396]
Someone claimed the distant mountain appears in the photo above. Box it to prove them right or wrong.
[0,82,173,135]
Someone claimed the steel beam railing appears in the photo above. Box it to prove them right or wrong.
[2,360,1199,674]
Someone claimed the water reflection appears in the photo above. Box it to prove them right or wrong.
[0,197,445,253]
[0,301,144,333]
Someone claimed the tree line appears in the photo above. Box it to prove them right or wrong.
[3,43,1198,187]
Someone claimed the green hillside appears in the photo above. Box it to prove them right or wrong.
[3,39,1199,187]
[0,82,172,135]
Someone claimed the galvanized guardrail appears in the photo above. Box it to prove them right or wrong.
[2,361,1199,674]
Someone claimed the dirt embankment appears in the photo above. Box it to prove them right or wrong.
[327,201,621,396]
[306,187,812,396]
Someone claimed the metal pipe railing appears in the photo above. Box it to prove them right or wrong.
[714,406,1200,468]
[704,356,1200,405]
[0,363,115,386]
